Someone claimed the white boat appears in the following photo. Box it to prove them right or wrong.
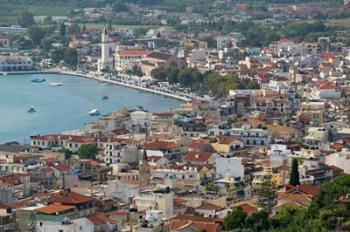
[88,109,100,116]
[49,82,62,86]
[27,106,36,113]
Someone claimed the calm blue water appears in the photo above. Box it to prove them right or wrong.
[0,74,180,144]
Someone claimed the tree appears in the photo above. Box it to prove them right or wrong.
[257,176,278,212]
[224,207,247,230]
[51,47,65,63]
[27,212,37,232]
[28,26,45,46]
[68,23,81,34]
[60,23,66,38]
[245,210,270,232]
[78,144,98,159]
[63,47,78,67]
[18,11,34,27]
[59,148,72,160]
[41,38,52,51]
[289,158,300,186]
[127,65,143,77]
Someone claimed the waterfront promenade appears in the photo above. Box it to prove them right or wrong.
[1,69,202,102]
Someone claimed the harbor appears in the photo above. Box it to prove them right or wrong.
[0,73,181,143]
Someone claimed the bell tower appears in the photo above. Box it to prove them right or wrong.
[139,123,150,185]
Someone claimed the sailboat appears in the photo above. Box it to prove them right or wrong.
[102,84,109,100]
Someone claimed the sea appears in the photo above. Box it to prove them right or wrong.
[0,73,181,143]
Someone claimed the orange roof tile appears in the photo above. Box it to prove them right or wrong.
[195,202,221,211]
[184,152,214,162]
[50,189,93,205]
[36,205,76,215]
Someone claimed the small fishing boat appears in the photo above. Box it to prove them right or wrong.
[88,109,100,116]
[49,82,62,86]
[27,106,36,113]
[31,78,46,83]
[102,95,108,100]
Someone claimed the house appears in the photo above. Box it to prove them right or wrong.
[169,214,221,232]
[75,159,113,182]
[312,80,341,99]
[325,149,350,174]
[273,184,319,214]
[86,213,119,232]
[140,52,183,76]
[0,205,16,231]
[215,154,244,181]
[115,49,152,71]
[0,55,33,71]
[298,102,325,124]
[134,188,174,219]
[266,124,300,142]
[210,136,244,153]
[145,140,183,160]
[230,202,258,215]
[0,142,38,164]
[183,151,215,166]
[0,174,30,199]
[194,202,222,217]
[30,134,96,152]
[49,189,96,217]
[227,125,270,147]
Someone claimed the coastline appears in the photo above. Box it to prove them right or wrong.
[1,69,195,102]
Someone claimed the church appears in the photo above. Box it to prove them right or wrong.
[97,28,115,72]
[97,28,183,75]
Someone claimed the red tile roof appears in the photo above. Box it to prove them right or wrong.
[184,152,214,162]
[42,158,58,165]
[316,80,337,90]
[145,140,180,150]
[285,184,319,197]
[36,204,76,215]
[238,203,258,214]
[195,202,221,211]
[50,189,93,205]
[41,167,56,174]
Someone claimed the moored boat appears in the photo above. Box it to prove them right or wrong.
[27,106,36,113]
[88,109,100,116]
[49,82,62,86]
[31,78,46,83]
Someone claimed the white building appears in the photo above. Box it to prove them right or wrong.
[135,188,174,219]
[130,110,154,126]
[0,26,27,35]
[103,141,139,164]
[215,153,244,181]
[227,125,270,146]
[325,149,350,174]
[151,167,200,181]
[0,184,13,204]
[97,28,114,72]
[268,144,293,166]
[0,56,33,71]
